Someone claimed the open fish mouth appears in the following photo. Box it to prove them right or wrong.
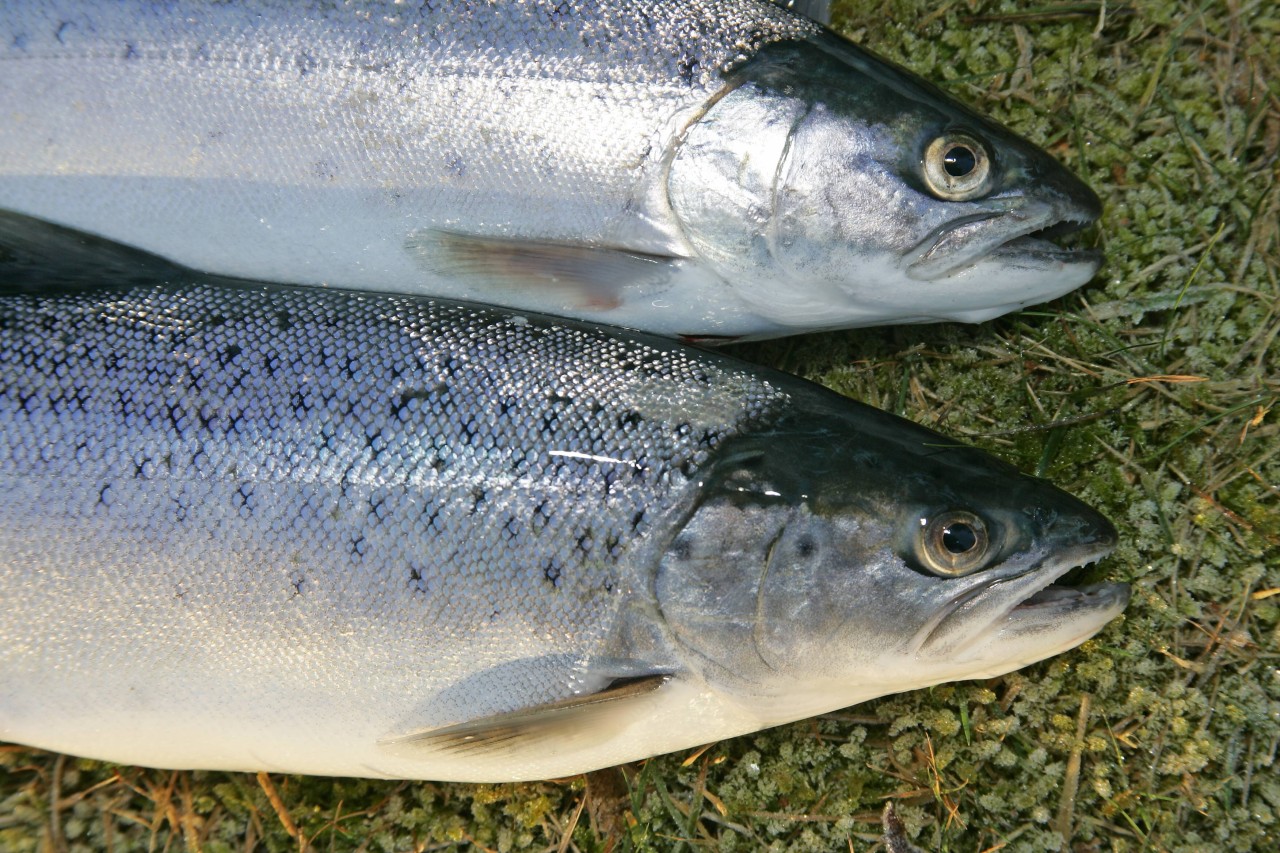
[915,541,1128,659]
[905,200,1102,282]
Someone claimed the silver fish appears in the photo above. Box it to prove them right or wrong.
[0,252,1128,783]
[0,0,1101,341]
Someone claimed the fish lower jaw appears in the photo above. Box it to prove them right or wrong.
[934,580,1130,683]
[905,253,1102,325]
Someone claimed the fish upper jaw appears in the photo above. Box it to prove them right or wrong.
[903,194,1102,291]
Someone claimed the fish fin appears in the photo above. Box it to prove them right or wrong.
[404,229,680,311]
[771,0,832,24]
[380,674,671,758]
[0,210,186,291]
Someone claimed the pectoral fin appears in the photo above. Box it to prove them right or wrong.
[404,229,681,311]
[380,675,671,758]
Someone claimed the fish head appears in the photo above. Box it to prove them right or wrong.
[668,36,1102,332]
[653,395,1126,724]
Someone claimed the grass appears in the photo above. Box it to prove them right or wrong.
[2,0,1278,850]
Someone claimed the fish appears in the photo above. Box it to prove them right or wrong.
[0,237,1128,783]
[0,0,1102,341]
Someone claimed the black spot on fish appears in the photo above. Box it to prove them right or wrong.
[530,501,546,532]
[392,388,432,420]
[443,153,466,178]
[216,343,241,368]
[122,43,138,60]
[543,560,561,587]
[470,487,487,515]
[290,576,305,598]
[349,535,367,558]
[676,54,699,84]
[275,311,292,331]
[459,417,478,445]
[408,565,429,595]
[53,21,72,44]
[617,410,643,430]
[296,51,317,76]
[600,467,619,496]
[548,1,573,23]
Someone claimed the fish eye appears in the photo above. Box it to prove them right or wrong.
[915,510,990,576]
[922,133,993,201]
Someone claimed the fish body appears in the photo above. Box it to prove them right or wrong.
[0,0,1101,340]
[0,266,1128,782]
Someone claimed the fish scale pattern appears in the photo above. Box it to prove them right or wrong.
[0,282,788,734]
[0,1,819,246]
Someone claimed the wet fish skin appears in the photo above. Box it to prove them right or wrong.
[0,268,1128,782]
[0,0,1100,340]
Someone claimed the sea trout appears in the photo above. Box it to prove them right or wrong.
[0,256,1128,783]
[0,0,1101,341]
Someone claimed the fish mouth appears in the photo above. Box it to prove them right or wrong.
[914,540,1128,665]
[904,198,1101,285]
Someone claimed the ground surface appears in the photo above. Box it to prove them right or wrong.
[2,0,1278,850]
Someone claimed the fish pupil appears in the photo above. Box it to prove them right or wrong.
[942,523,977,553]
[943,145,977,177]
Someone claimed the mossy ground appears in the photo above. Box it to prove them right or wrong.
[2,1,1277,850]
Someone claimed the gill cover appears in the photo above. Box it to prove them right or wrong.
[668,36,1102,328]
